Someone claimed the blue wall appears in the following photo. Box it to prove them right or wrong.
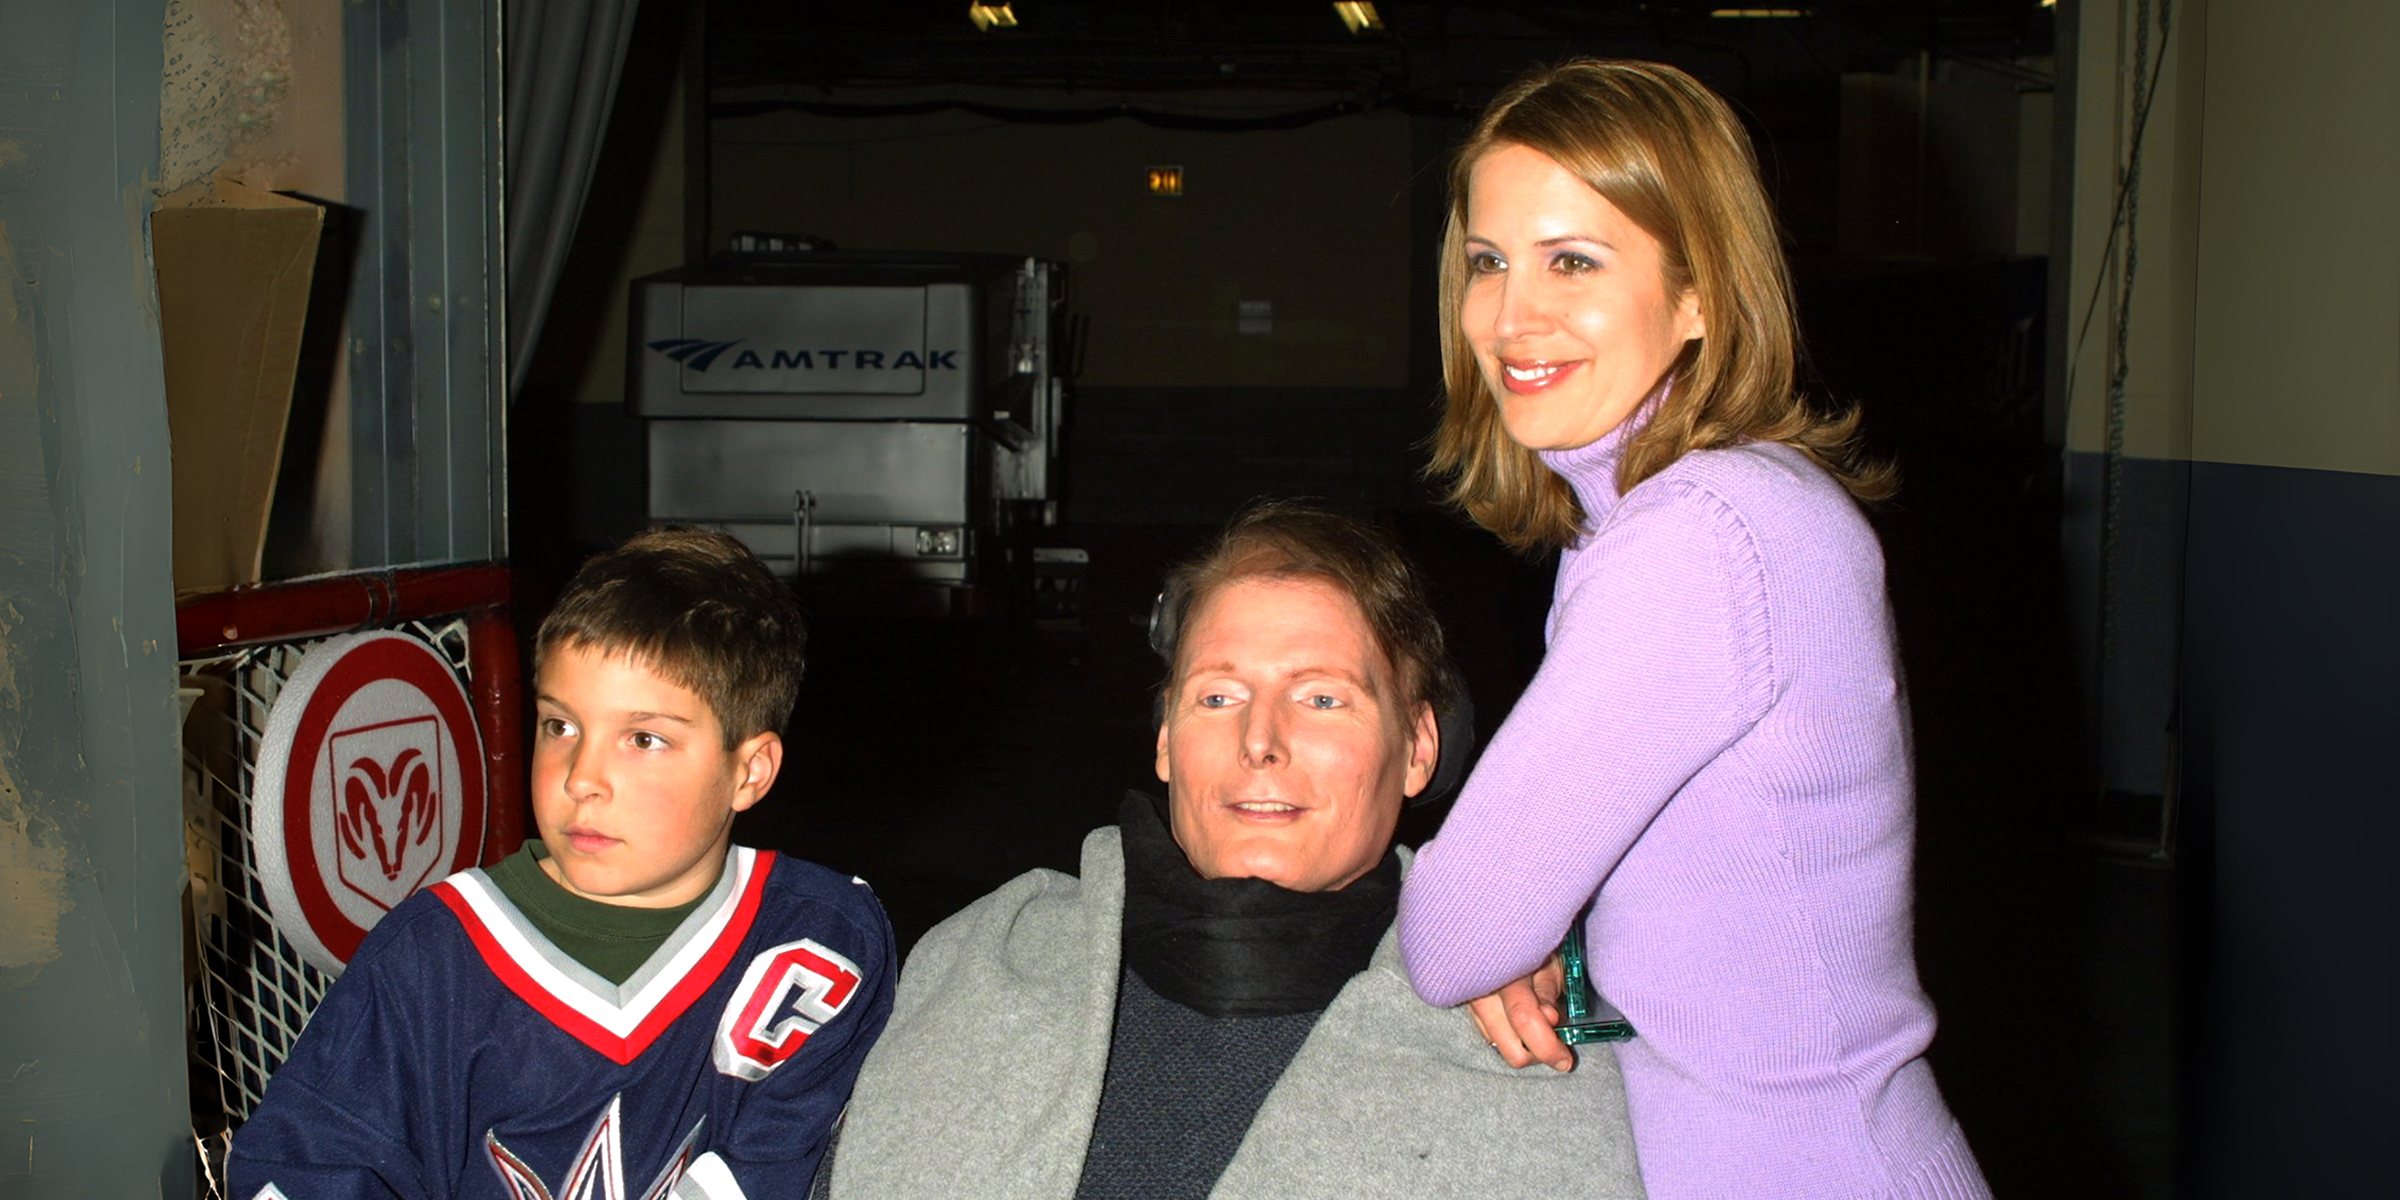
[2180,459,2400,1194]
[0,0,192,1194]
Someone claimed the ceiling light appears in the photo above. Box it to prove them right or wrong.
[1709,7,1810,15]
[968,3,1018,31]
[1333,2,1385,34]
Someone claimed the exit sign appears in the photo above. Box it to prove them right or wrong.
[1146,166,1185,197]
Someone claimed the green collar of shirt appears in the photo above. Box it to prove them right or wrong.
[481,841,709,985]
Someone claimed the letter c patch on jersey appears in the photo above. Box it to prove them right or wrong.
[711,938,863,1081]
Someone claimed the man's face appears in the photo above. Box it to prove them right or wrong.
[529,644,779,908]
[1155,576,1437,893]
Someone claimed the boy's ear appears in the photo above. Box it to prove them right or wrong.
[730,731,782,812]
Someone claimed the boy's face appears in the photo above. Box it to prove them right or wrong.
[530,643,779,908]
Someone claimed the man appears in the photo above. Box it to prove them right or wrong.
[820,503,1644,1199]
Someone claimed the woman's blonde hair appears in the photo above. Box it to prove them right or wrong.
[1429,59,1893,553]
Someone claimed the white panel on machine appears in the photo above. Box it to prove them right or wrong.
[628,250,1068,605]
[673,285,931,396]
[648,420,970,526]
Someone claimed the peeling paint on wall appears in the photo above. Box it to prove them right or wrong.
[0,224,56,573]
[0,740,72,991]
[159,0,290,192]
[0,182,66,995]
[0,598,16,703]
[0,593,71,993]
[159,0,341,199]
[120,178,164,335]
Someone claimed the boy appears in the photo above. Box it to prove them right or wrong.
[232,528,894,1200]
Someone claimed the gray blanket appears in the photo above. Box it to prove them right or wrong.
[825,827,1647,1198]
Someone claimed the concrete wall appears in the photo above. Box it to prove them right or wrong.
[708,92,1440,526]
[709,92,1418,391]
[0,0,196,1195]
[2052,10,2399,1184]
[532,85,1454,539]
[2184,8,2399,478]
[1838,62,2052,260]
[2172,0,2399,1191]
[1064,383,1437,526]
[2055,0,2212,802]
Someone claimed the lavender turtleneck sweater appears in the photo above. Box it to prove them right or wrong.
[1398,413,1989,1199]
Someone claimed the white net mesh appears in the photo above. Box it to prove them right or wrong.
[182,618,477,1154]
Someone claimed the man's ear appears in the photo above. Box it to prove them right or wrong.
[731,731,782,812]
[1154,717,1173,785]
[1401,702,1440,799]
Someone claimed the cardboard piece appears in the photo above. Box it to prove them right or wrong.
[154,171,325,596]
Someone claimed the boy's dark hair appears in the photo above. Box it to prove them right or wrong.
[536,527,807,746]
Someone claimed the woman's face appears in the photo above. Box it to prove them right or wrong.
[1459,143,1704,453]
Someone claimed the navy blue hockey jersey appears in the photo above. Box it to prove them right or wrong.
[229,847,894,1200]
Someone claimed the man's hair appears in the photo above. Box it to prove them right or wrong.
[1152,501,1462,725]
[1429,58,1893,554]
[536,527,807,746]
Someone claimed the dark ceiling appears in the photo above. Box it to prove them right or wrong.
[709,0,2058,103]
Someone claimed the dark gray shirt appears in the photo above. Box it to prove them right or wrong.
[1072,967,1322,1200]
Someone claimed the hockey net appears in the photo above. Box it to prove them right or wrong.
[176,565,521,1193]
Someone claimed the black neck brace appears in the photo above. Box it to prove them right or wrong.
[1117,791,1399,1018]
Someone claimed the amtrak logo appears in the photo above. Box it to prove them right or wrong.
[647,337,959,373]
[648,338,744,372]
[485,1095,704,1200]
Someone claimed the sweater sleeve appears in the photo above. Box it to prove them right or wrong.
[1399,481,1777,1006]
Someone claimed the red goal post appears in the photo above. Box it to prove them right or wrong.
[175,563,523,1185]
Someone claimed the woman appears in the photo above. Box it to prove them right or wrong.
[1396,60,1990,1199]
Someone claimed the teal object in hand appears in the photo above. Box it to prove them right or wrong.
[1555,919,1636,1044]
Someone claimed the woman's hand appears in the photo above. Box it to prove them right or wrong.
[1465,953,1574,1072]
